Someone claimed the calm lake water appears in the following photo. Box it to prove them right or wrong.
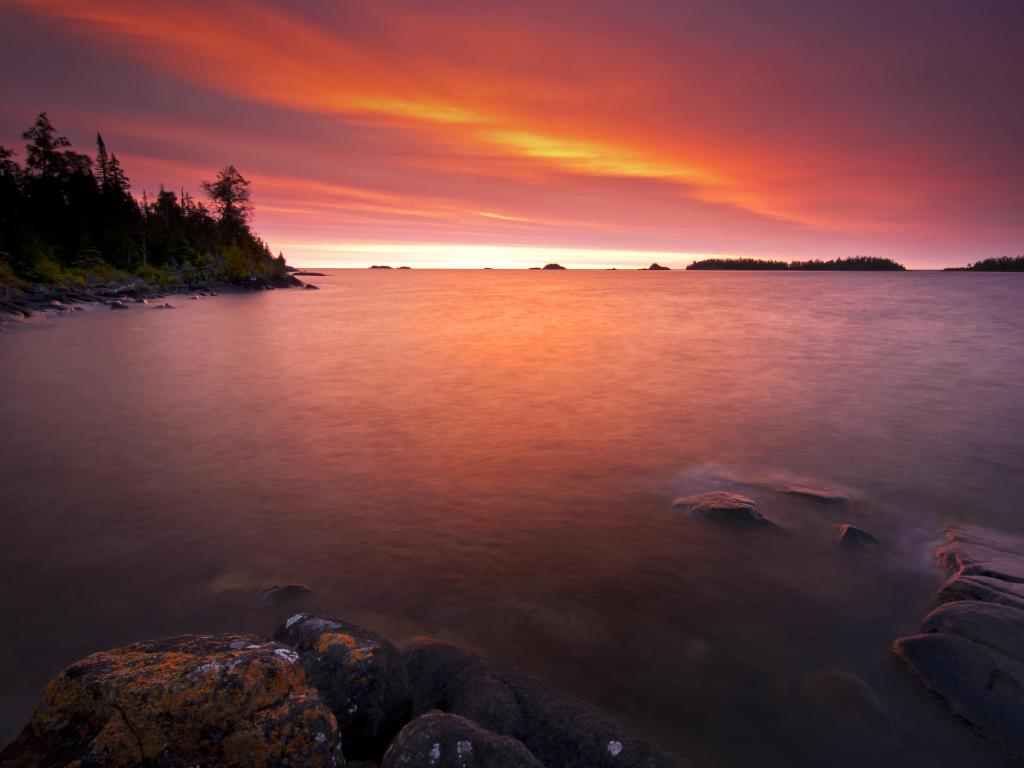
[2,270,1023,766]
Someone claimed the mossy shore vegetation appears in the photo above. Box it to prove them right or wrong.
[0,112,299,321]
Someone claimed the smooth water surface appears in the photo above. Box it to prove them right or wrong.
[2,270,1023,766]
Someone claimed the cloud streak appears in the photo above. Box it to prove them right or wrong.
[2,0,1022,266]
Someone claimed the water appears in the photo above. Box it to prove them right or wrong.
[1,270,1023,766]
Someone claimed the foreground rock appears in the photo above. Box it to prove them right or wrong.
[893,525,1024,758]
[671,491,778,528]
[382,712,543,768]
[275,613,413,761]
[0,634,342,767]
[404,638,691,768]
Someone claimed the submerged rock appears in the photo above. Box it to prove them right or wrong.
[108,300,128,310]
[275,613,413,761]
[776,483,850,505]
[801,669,891,735]
[835,523,879,547]
[382,712,543,768]
[258,582,313,603]
[671,491,778,528]
[893,526,1024,758]
[0,633,342,767]
[403,638,691,768]
[304,283,320,290]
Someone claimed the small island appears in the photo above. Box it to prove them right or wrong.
[541,263,567,270]
[687,256,906,271]
[945,256,1024,271]
[644,263,671,270]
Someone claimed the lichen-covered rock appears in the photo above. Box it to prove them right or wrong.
[403,638,691,768]
[275,614,412,761]
[835,523,879,547]
[0,633,342,768]
[381,712,543,768]
[671,491,777,528]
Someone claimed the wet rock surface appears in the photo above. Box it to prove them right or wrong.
[835,523,879,547]
[894,526,1024,758]
[671,491,778,528]
[382,712,543,768]
[0,633,342,768]
[776,484,850,505]
[2,616,694,767]
[274,613,413,761]
[403,638,691,768]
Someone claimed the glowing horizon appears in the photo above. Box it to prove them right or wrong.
[1,0,1021,269]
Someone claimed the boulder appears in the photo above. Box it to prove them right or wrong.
[671,491,777,528]
[382,712,543,768]
[937,573,1024,611]
[835,523,879,547]
[274,614,413,761]
[108,300,128,310]
[919,600,1024,662]
[403,638,691,768]
[0,633,342,767]
[893,631,1024,756]
[893,525,1024,758]
[935,526,1024,583]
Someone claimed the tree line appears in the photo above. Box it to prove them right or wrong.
[686,256,906,271]
[0,112,291,287]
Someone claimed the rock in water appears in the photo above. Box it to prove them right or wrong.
[403,638,691,768]
[893,526,1024,758]
[777,484,850,505]
[108,300,128,310]
[382,712,543,768]
[275,613,413,761]
[0,634,342,767]
[835,523,879,547]
[671,491,777,528]
[258,583,313,603]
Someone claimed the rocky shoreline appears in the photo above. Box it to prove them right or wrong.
[0,614,690,768]
[0,273,309,326]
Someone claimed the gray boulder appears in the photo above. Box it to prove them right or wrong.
[403,638,691,768]
[382,712,543,768]
[671,491,777,528]
[274,613,413,761]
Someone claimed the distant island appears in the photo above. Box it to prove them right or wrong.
[644,263,671,270]
[944,256,1024,271]
[687,256,906,271]
[1,112,300,320]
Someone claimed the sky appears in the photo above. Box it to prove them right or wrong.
[1,0,1022,269]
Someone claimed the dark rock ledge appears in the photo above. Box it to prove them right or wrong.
[0,615,693,768]
[893,526,1024,758]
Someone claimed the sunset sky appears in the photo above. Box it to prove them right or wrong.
[1,0,1021,268]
